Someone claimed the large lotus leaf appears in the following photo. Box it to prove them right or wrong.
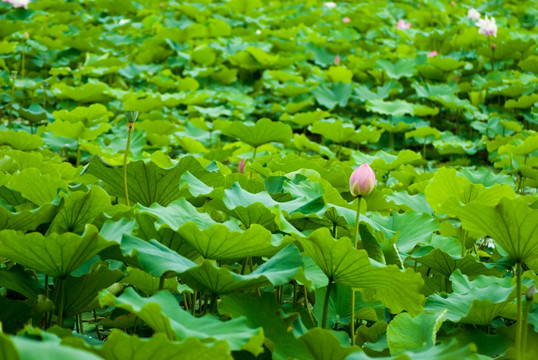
[366,99,415,116]
[8,168,67,206]
[505,93,538,109]
[386,192,433,215]
[134,213,199,260]
[370,211,439,253]
[122,267,178,296]
[0,225,113,277]
[310,120,357,143]
[10,336,102,360]
[120,235,197,277]
[375,59,415,79]
[312,283,384,327]
[219,293,314,360]
[0,332,17,360]
[354,81,398,101]
[99,287,264,353]
[84,156,206,206]
[280,110,330,127]
[47,120,111,141]
[0,202,58,231]
[427,57,466,71]
[59,263,123,318]
[425,167,515,215]
[424,270,515,325]
[312,83,352,110]
[0,265,43,300]
[0,130,44,150]
[220,118,292,147]
[451,197,538,265]
[138,198,235,232]
[52,104,111,126]
[352,150,422,173]
[386,311,446,355]
[296,228,424,315]
[52,82,110,103]
[181,245,302,294]
[48,186,113,234]
[179,222,284,260]
[459,167,515,187]
[300,328,361,360]
[411,248,499,278]
[498,134,538,156]
[93,330,233,360]
[347,340,479,360]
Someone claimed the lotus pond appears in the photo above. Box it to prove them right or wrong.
[0,0,537,359]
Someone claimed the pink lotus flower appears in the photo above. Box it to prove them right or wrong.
[2,0,30,8]
[467,8,480,21]
[476,15,497,37]
[428,50,438,57]
[343,17,351,23]
[396,20,411,29]
[334,55,341,65]
[238,158,246,174]
[349,164,376,197]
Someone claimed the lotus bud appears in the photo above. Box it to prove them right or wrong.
[238,158,246,174]
[428,50,438,57]
[526,285,535,302]
[343,17,351,23]
[349,164,376,197]
[334,55,341,66]
[396,20,411,29]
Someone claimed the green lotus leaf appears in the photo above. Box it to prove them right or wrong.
[310,119,357,144]
[327,66,353,83]
[7,168,67,206]
[52,104,111,126]
[387,310,446,355]
[498,134,538,156]
[0,130,44,150]
[296,228,424,315]
[99,287,264,353]
[366,99,415,116]
[427,57,466,71]
[0,202,58,231]
[300,327,361,360]
[59,263,123,318]
[122,267,178,296]
[451,197,538,265]
[48,186,113,234]
[181,245,302,294]
[425,167,515,216]
[354,81,398,101]
[94,330,233,360]
[179,222,284,260]
[220,118,292,147]
[52,82,110,103]
[347,339,479,360]
[0,224,113,277]
[312,83,352,110]
[219,293,314,360]
[386,192,433,215]
[371,211,439,253]
[0,265,43,300]
[9,336,102,360]
[424,270,516,325]
[84,156,209,206]
[375,59,415,79]
[505,93,538,109]
[411,248,499,278]
[519,55,538,74]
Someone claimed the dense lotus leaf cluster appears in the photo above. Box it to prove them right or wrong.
[0,0,537,359]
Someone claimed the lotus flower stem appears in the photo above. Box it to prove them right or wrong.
[304,285,315,324]
[158,275,165,290]
[516,261,522,360]
[56,277,66,327]
[350,195,361,345]
[522,286,535,357]
[321,280,333,328]
[93,310,101,339]
[123,122,134,207]
[250,146,257,180]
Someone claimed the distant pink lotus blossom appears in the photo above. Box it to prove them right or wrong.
[2,0,30,8]
[467,8,480,21]
[343,17,351,23]
[334,55,341,65]
[396,20,411,29]
[238,158,246,174]
[476,16,497,37]
[428,50,438,57]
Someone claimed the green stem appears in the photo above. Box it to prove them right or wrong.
[389,132,394,150]
[210,293,218,314]
[522,295,531,357]
[158,276,165,290]
[350,196,361,345]
[76,141,81,167]
[123,124,133,207]
[304,285,315,325]
[321,281,333,329]
[57,278,66,328]
[249,146,257,181]
[192,291,197,316]
[516,262,522,360]
[491,46,495,72]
